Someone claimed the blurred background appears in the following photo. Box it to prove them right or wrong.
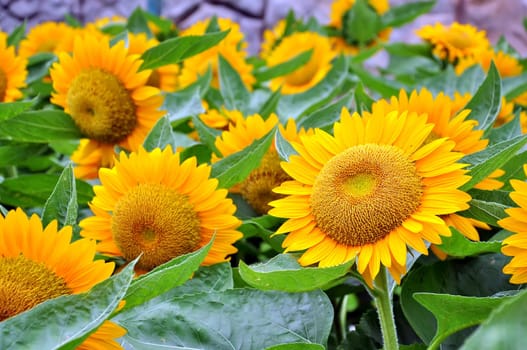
[1,0,527,55]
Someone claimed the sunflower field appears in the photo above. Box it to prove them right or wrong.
[2,0,527,349]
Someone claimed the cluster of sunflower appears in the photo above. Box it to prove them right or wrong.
[2,0,527,349]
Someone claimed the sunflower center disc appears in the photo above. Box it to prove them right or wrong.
[0,255,70,321]
[67,68,137,144]
[310,144,423,246]
[240,150,291,215]
[112,183,201,270]
[0,69,7,101]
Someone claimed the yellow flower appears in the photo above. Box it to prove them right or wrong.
[198,106,245,130]
[260,19,286,59]
[329,0,391,54]
[49,33,165,179]
[269,108,471,284]
[266,31,336,94]
[499,164,527,284]
[213,113,291,214]
[455,48,523,78]
[178,17,255,89]
[18,21,78,58]
[0,208,124,348]
[371,88,494,241]
[80,146,242,271]
[0,32,27,102]
[416,22,491,63]
[125,32,179,92]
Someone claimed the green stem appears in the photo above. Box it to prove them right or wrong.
[373,267,399,350]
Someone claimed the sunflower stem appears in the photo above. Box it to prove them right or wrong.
[374,267,399,350]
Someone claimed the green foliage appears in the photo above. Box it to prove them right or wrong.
[254,50,313,82]
[381,1,436,28]
[41,164,78,228]
[218,54,251,113]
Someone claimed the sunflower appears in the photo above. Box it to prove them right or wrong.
[266,31,336,94]
[260,19,287,60]
[499,165,527,284]
[18,21,77,58]
[329,0,391,55]
[416,22,491,63]
[49,33,165,179]
[371,88,495,241]
[0,32,27,102]
[269,108,471,283]
[455,48,523,77]
[125,32,179,92]
[0,208,124,348]
[213,113,291,214]
[178,17,255,90]
[198,107,245,130]
[80,146,242,271]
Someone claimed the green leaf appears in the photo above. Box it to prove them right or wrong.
[400,254,515,345]
[41,164,78,228]
[127,7,153,36]
[239,254,352,292]
[499,150,527,191]
[191,114,221,156]
[354,82,374,113]
[239,215,285,252]
[0,99,36,121]
[275,124,298,161]
[0,144,46,167]
[26,52,57,84]
[503,73,527,100]
[437,228,501,257]
[0,174,93,208]
[121,238,213,311]
[211,127,275,189]
[461,290,527,350]
[116,289,333,349]
[298,91,353,130]
[218,54,251,113]
[265,343,325,350]
[259,88,282,119]
[343,0,382,45]
[0,110,82,142]
[414,293,514,349]
[140,30,229,70]
[488,111,522,145]
[460,198,509,226]
[381,1,436,28]
[0,259,136,350]
[254,50,313,82]
[163,83,205,122]
[460,134,527,190]
[463,62,502,136]
[143,116,197,152]
[7,21,26,47]
[277,55,349,120]
[350,62,404,98]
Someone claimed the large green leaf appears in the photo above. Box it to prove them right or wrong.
[275,124,297,162]
[503,72,527,100]
[297,91,353,130]
[211,127,275,189]
[254,50,313,82]
[0,174,93,208]
[143,116,197,152]
[350,62,404,98]
[162,83,205,122]
[499,150,527,191]
[140,30,229,70]
[41,164,78,228]
[381,1,436,28]
[0,144,46,167]
[488,111,523,145]
[0,110,82,142]
[7,21,26,47]
[460,199,509,226]
[218,54,251,113]
[460,134,527,191]
[343,0,382,45]
[461,290,527,349]
[121,238,213,311]
[0,99,36,121]
[191,114,222,156]
[436,228,501,258]
[0,259,136,350]
[239,254,352,292]
[463,62,502,136]
[400,254,515,346]
[277,55,348,120]
[259,88,282,119]
[127,7,153,36]
[239,214,285,253]
[414,293,514,349]
[116,289,333,349]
